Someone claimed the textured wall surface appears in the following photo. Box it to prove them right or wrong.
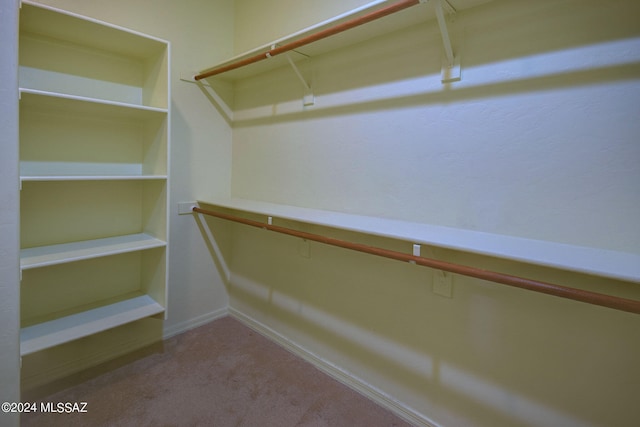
[227,1,640,426]
[232,0,640,252]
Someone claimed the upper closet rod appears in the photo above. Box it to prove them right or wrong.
[193,206,640,315]
[194,0,423,81]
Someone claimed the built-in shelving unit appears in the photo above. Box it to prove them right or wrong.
[18,1,170,356]
[197,198,640,284]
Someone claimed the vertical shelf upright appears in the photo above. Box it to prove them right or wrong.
[18,1,170,356]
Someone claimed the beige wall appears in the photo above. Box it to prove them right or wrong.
[228,0,640,426]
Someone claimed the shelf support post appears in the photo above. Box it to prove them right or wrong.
[434,0,461,83]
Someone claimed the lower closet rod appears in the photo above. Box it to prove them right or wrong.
[193,207,640,315]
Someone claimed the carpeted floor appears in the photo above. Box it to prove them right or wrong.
[22,316,415,427]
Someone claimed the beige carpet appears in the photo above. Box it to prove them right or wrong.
[22,316,415,427]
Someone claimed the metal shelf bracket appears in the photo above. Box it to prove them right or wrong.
[284,53,315,106]
[179,70,235,123]
[434,0,461,83]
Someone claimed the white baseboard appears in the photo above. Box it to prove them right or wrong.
[163,307,228,339]
[229,307,437,427]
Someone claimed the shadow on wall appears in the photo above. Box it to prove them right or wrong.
[195,212,640,427]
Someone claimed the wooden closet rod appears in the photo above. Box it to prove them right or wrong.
[193,207,640,315]
[194,0,422,81]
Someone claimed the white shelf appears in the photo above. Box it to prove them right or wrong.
[19,88,169,177]
[197,198,640,283]
[20,1,169,108]
[21,233,166,270]
[196,0,494,81]
[19,88,168,118]
[21,175,168,182]
[20,295,164,355]
[20,0,167,60]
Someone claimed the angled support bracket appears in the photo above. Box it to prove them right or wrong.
[434,0,461,83]
[179,70,234,123]
[284,53,315,107]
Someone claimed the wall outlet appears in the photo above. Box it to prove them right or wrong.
[433,270,453,298]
